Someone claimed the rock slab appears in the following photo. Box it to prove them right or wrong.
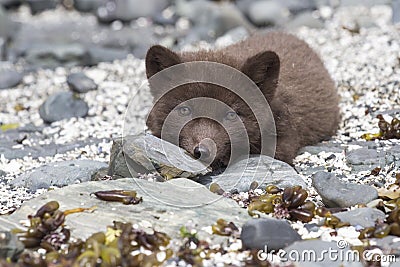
[11,160,107,191]
[1,178,250,240]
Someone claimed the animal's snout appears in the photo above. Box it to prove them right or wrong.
[193,145,210,159]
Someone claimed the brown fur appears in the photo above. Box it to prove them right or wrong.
[145,32,340,168]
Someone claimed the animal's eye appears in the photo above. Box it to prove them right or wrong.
[225,111,238,121]
[177,106,191,116]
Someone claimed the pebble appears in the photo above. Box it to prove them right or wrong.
[39,91,89,123]
[67,72,98,93]
[334,207,386,228]
[11,159,108,191]
[0,169,7,177]
[26,0,58,14]
[241,218,301,251]
[312,171,378,207]
[0,69,23,89]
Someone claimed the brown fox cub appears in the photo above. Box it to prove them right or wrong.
[145,32,340,169]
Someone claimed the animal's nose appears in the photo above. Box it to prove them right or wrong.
[193,145,210,159]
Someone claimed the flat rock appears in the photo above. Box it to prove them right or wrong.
[298,142,343,155]
[0,231,24,261]
[346,148,385,167]
[312,171,378,208]
[283,240,363,267]
[0,69,23,89]
[0,178,250,240]
[199,155,306,193]
[67,72,97,93]
[286,11,324,29]
[26,0,58,14]
[241,218,301,251]
[108,135,211,179]
[0,6,18,39]
[333,207,386,228]
[11,160,107,191]
[369,236,400,256]
[39,91,89,123]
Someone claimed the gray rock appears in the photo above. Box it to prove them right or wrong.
[0,170,6,177]
[0,0,23,9]
[215,26,249,47]
[312,172,378,208]
[340,0,390,6]
[334,207,386,228]
[73,0,106,13]
[200,155,306,193]
[394,0,400,24]
[39,91,89,123]
[286,11,324,29]
[176,0,253,40]
[0,231,24,261]
[0,6,19,39]
[283,240,363,267]
[1,178,249,240]
[280,0,317,14]
[11,160,108,191]
[0,69,23,89]
[67,72,97,93]
[86,46,129,65]
[241,218,301,251]
[25,43,88,68]
[108,135,211,179]
[248,0,289,26]
[96,0,169,23]
[26,0,59,14]
[298,142,343,155]
[346,148,386,168]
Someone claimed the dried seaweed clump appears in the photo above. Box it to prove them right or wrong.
[362,114,400,141]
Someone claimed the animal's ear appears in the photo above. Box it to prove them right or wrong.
[241,51,280,101]
[145,45,182,79]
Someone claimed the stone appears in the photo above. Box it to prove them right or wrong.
[215,26,249,48]
[280,0,317,14]
[0,0,23,9]
[0,69,23,89]
[175,0,253,40]
[0,231,24,261]
[1,178,250,240]
[11,160,108,191]
[247,0,289,26]
[0,170,6,177]
[39,91,89,123]
[199,155,306,193]
[298,142,343,155]
[346,148,387,170]
[86,46,129,65]
[312,172,378,208]
[286,11,324,29]
[107,135,211,179]
[24,43,88,68]
[67,72,97,93]
[0,6,19,39]
[241,218,301,251]
[73,0,106,13]
[394,0,400,23]
[96,0,169,23]
[26,0,59,14]
[283,240,363,267]
[334,208,386,228]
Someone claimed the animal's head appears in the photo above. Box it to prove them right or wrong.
[145,45,279,169]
